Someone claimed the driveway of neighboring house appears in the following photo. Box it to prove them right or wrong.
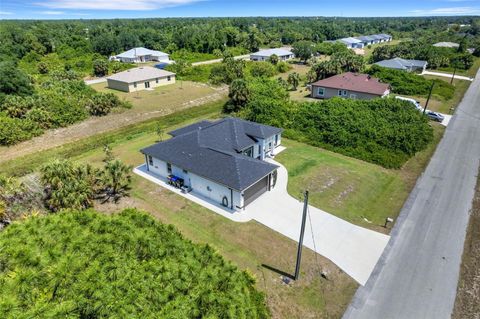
[134,146,390,285]
[421,70,474,81]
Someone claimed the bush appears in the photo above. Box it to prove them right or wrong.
[86,92,126,116]
[368,65,454,100]
[0,115,43,146]
[276,61,291,73]
[235,78,434,168]
[249,62,277,78]
[0,209,269,318]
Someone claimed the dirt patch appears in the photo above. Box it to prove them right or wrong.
[452,171,480,319]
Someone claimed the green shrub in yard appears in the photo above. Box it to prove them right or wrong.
[0,209,269,318]
[368,65,454,100]
[249,61,277,78]
[236,77,433,168]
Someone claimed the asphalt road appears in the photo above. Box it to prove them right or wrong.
[343,68,480,319]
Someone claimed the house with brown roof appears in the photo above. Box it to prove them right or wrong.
[311,72,390,100]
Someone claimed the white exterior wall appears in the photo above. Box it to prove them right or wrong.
[145,156,243,211]
[128,75,176,92]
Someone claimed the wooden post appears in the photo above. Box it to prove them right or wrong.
[294,191,309,281]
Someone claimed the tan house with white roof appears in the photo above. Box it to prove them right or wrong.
[106,66,176,93]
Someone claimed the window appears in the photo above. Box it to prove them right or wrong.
[167,76,171,81]
[243,146,253,158]
[317,87,325,96]
[183,169,188,174]
[148,156,153,166]
[275,134,279,145]
[167,163,172,174]
[133,82,137,88]
[338,90,347,96]
[156,78,159,83]
[350,94,357,99]
[144,81,150,88]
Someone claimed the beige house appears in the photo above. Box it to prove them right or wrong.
[311,72,390,100]
[106,66,176,93]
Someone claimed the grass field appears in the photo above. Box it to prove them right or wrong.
[405,75,472,114]
[91,80,217,112]
[275,124,444,232]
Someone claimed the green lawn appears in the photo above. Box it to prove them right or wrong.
[276,125,445,231]
[407,75,472,114]
[91,80,216,112]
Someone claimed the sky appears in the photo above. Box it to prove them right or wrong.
[0,0,479,19]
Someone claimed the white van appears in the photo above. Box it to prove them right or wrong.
[395,96,422,110]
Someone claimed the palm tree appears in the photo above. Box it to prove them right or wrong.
[228,79,250,111]
[40,160,99,212]
[100,160,132,203]
[287,72,301,90]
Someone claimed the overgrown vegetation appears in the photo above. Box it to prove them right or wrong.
[0,209,269,318]
[368,65,455,99]
[230,77,433,168]
[0,65,130,146]
[41,155,132,212]
[370,40,475,69]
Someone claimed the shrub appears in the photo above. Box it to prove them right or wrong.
[276,61,291,73]
[0,209,269,318]
[249,62,277,78]
[368,65,454,100]
[0,115,43,146]
[86,92,125,116]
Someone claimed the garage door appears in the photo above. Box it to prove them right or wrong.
[244,175,268,207]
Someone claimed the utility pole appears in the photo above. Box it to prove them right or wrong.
[294,190,309,281]
[450,67,457,85]
[423,82,435,115]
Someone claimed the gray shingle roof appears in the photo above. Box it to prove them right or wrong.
[107,66,175,84]
[143,118,281,191]
[375,58,427,70]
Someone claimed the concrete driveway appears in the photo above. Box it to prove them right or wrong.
[247,159,390,285]
[134,152,389,285]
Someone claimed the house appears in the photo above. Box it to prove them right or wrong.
[311,72,390,100]
[111,47,170,63]
[433,42,459,48]
[106,66,175,92]
[377,34,393,42]
[250,48,295,61]
[141,118,283,211]
[339,37,364,49]
[356,35,379,46]
[374,58,428,73]
[335,34,393,48]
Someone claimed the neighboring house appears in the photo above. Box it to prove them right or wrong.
[374,58,428,73]
[356,35,378,46]
[141,118,283,211]
[335,34,392,48]
[339,37,365,49]
[106,66,175,92]
[311,72,390,100]
[111,47,170,63]
[250,48,295,61]
[433,42,459,48]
